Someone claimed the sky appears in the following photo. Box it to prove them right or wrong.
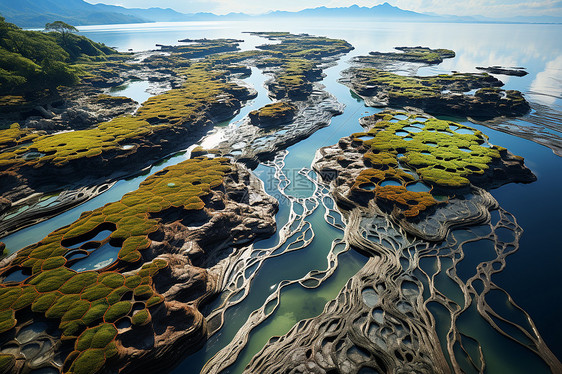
[83,0,562,18]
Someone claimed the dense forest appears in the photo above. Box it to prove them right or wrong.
[0,17,116,95]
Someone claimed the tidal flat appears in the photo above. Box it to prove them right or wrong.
[0,19,560,374]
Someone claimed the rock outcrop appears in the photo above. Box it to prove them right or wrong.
[342,68,530,120]
[313,110,536,241]
[0,157,278,374]
[476,66,528,76]
[249,102,297,127]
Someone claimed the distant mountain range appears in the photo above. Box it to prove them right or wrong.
[0,0,559,28]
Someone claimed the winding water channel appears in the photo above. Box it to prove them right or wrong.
[2,20,561,373]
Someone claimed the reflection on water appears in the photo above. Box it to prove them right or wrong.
[529,55,562,106]
[109,80,152,104]
[0,19,558,372]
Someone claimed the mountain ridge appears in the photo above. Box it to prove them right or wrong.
[0,0,559,28]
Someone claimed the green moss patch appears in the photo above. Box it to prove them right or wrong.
[363,46,455,64]
[0,62,247,171]
[249,101,296,126]
[348,55,530,119]
[348,111,508,217]
[0,156,233,374]
[0,353,15,373]
[248,32,353,99]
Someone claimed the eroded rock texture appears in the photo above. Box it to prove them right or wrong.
[242,109,560,374]
[246,205,562,374]
[313,110,535,241]
[0,158,278,374]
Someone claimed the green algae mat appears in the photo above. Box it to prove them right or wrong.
[349,111,515,217]
[0,156,231,374]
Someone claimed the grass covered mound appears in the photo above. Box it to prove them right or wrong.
[158,38,242,59]
[0,62,249,170]
[351,68,500,100]
[249,32,354,99]
[249,101,297,127]
[0,156,231,373]
[0,32,350,177]
[0,17,116,96]
[0,124,39,151]
[363,46,455,65]
[347,67,529,119]
[345,111,521,218]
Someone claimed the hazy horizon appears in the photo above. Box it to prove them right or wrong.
[83,0,562,19]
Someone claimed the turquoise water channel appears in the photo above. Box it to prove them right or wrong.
[1,20,560,373]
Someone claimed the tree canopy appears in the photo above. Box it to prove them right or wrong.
[0,17,116,95]
[45,21,78,35]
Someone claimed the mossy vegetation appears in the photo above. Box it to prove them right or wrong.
[248,32,353,99]
[348,48,530,119]
[249,101,297,126]
[0,63,247,170]
[0,123,39,151]
[0,32,352,185]
[365,46,455,64]
[0,156,232,374]
[157,38,241,59]
[352,68,499,100]
[0,353,15,373]
[349,111,506,217]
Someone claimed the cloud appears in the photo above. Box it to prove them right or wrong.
[393,0,562,17]
[530,55,562,105]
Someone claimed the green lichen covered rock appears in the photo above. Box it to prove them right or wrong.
[346,50,530,120]
[249,102,297,127]
[315,110,535,219]
[365,46,455,64]
[0,157,236,374]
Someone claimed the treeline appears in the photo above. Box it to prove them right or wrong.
[0,17,116,95]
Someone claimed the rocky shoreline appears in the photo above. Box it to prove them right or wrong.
[0,33,354,242]
[313,110,536,241]
[1,31,557,374]
[0,157,278,374]
[341,68,530,120]
[476,65,528,76]
[213,83,345,168]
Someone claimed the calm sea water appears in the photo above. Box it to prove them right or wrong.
[6,19,561,373]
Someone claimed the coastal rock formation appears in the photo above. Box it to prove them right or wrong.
[476,66,528,76]
[215,87,344,166]
[249,102,297,127]
[343,46,532,120]
[245,255,450,374]
[156,38,241,58]
[246,205,562,374]
[245,111,558,374]
[0,62,256,226]
[0,157,278,374]
[471,102,562,157]
[342,67,530,120]
[363,46,456,65]
[249,32,354,100]
[0,33,353,237]
[313,110,536,241]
